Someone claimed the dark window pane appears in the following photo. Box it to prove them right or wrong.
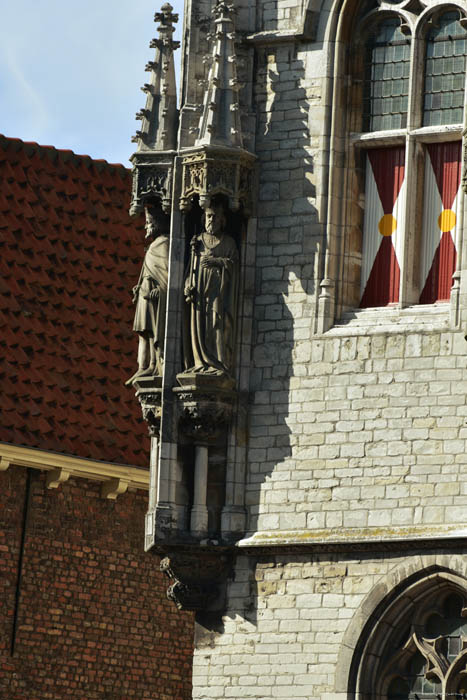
[363,18,410,132]
[423,11,467,126]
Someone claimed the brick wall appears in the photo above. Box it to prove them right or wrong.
[0,468,194,700]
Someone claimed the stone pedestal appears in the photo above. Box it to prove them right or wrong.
[174,372,236,444]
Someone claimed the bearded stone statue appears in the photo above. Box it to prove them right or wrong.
[183,202,239,377]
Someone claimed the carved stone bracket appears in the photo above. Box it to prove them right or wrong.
[179,146,256,213]
[133,375,163,438]
[159,549,233,610]
[174,374,236,444]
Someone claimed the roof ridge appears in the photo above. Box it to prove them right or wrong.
[0,134,130,175]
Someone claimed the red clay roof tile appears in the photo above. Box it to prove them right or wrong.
[0,135,149,467]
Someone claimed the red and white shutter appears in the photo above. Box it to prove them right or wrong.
[360,147,406,308]
[419,142,461,304]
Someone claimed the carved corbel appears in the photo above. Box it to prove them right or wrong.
[101,478,130,500]
[160,550,233,610]
[0,458,10,472]
[46,467,71,489]
[173,378,236,445]
[133,376,163,438]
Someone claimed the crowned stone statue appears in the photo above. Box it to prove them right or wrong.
[182,201,239,377]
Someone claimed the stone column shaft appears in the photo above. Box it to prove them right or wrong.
[190,445,209,534]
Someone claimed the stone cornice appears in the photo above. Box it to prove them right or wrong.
[0,443,149,499]
[244,30,300,45]
[237,524,467,551]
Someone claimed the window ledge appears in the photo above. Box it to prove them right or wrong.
[351,124,462,147]
[328,303,451,336]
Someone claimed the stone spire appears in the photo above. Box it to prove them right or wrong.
[178,0,255,213]
[129,3,179,215]
[195,0,243,149]
[133,3,179,152]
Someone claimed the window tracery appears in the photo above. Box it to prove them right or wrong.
[353,577,467,700]
[383,592,467,699]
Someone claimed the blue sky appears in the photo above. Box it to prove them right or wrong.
[0,1,184,166]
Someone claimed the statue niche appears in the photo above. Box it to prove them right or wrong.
[126,206,169,385]
[182,200,239,379]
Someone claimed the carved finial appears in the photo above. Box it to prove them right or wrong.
[195,0,243,148]
[155,2,179,27]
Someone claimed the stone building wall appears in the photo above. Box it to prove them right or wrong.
[178,0,467,695]
[0,468,194,700]
[248,325,467,534]
[193,550,467,699]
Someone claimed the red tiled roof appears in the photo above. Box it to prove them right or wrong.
[0,135,150,467]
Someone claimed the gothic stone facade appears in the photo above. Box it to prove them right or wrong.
[134,0,467,696]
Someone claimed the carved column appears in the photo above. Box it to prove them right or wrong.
[191,446,209,534]
[174,376,236,537]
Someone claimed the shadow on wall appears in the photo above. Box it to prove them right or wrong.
[193,39,322,635]
[245,41,320,537]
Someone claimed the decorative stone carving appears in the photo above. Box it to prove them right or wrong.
[179,0,256,213]
[371,589,467,699]
[195,0,242,150]
[130,3,179,216]
[126,207,169,386]
[133,376,163,438]
[182,202,239,378]
[131,162,174,215]
[180,149,255,213]
[160,550,233,611]
[174,376,236,444]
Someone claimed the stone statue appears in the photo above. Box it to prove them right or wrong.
[126,207,169,385]
[183,202,239,376]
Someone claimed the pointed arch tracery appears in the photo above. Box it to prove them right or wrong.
[352,571,467,700]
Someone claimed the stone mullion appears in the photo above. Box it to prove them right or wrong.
[317,51,348,330]
[399,134,419,307]
[457,130,467,326]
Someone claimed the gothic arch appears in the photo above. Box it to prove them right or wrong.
[335,556,467,698]
[317,0,467,330]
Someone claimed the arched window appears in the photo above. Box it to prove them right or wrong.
[338,2,467,315]
[354,574,467,699]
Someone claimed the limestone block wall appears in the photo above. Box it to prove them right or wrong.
[244,0,467,539]
[247,323,467,534]
[193,551,467,699]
